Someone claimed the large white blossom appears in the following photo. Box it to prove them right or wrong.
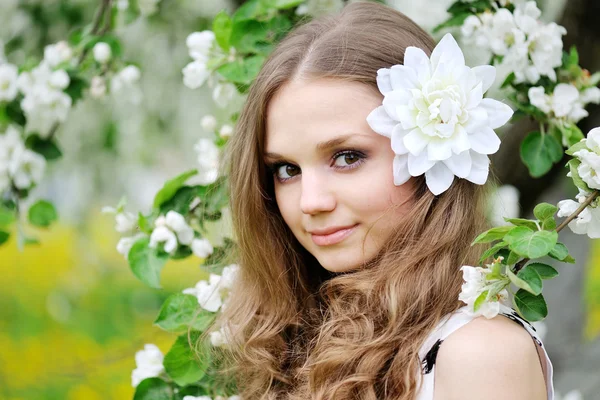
[194,138,220,184]
[183,273,223,312]
[366,33,513,195]
[191,237,214,258]
[528,84,588,123]
[149,211,195,253]
[186,31,215,62]
[131,344,165,387]
[0,63,18,101]
[459,265,509,319]
[557,189,600,239]
[182,61,210,89]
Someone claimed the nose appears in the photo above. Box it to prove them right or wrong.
[300,169,336,215]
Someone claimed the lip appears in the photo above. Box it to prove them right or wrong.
[310,224,358,246]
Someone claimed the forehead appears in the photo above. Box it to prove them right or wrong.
[264,78,384,155]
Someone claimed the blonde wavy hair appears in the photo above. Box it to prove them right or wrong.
[211,1,492,398]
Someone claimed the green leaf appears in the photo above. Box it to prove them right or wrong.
[507,265,542,295]
[513,289,548,322]
[128,237,169,289]
[153,169,198,210]
[567,159,592,192]
[232,0,268,23]
[503,218,538,231]
[504,226,558,259]
[501,72,516,88]
[217,55,266,85]
[5,98,26,126]
[548,242,570,262]
[24,134,63,160]
[473,290,489,312]
[471,225,514,245]
[433,12,470,33]
[163,331,210,386]
[520,131,564,178]
[28,200,58,228]
[533,203,558,223]
[0,230,9,245]
[158,186,197,216]
[212,11,233,50]
[534,202,557,230]
[64,71,88,104]
[0,205,15,227]
[154,293,215,333]
[171,245,193,260]
[558,122,584,148]
[138,212,153,234]
[272,0,304,9]
[507,250,521,265]
[479,241,508,263]
[527,262,559,280]
[565,139,588,156]
[133,377,172,400]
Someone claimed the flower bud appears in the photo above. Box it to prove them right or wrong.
[219,124,234,138]
[93,42,112,64]
[201,115,217,132]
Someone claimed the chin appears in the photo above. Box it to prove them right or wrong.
[315,253,364,274]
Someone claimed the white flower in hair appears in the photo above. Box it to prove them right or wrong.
[366,33,514,195]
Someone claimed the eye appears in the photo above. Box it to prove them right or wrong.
[274,164,300,181]
[333,151,363,168]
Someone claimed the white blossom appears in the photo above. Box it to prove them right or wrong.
[219,124,233,138]
[210,323,233,347]
[220,264,239,291]
[201,115,217,132]
[191,237,214,258]
[93,42,112,64]
[183,396,212,400]
[0,63,18,101]
[580,87,600,106]
[43,41,73,68]
[111,65,141,94]
[90,76,107,98]
[186,31,215,61]
[488,184,520,226]
[149,225,179,253]
[296,0,344,17]
[131,344,165,387]
[194,138,220,184]
[527,22,566,82]
[117,233,146,258]
[571,128,600,190]
[366,33,513,195]
[212,82,237,108]
[182,61,210,89]
[183,273,223,312]
[148,211,195,253]
[528,84,588,122]
[513,1,541,35]
[557,189,600,239]
[459,265,509,319]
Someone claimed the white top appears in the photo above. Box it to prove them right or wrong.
[416,303,554,400]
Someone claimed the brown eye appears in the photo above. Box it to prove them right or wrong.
[334,151,361,167]
[276,164,300,180]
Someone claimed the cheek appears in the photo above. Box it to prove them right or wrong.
[274,186,299,230]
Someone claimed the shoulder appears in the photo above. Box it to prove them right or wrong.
[433,313,547,400]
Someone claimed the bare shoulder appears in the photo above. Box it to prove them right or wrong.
[432,313,547,400]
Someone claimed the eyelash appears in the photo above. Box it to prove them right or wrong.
[266,149,367,183]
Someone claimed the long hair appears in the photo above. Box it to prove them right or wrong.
[214,2,492,398]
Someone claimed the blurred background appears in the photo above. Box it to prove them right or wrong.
[0,0,599,398]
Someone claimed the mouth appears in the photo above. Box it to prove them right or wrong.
[310,224,358,246]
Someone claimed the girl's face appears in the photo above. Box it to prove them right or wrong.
[264,78,415,273]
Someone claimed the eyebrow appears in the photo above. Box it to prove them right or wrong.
[263,133,368,161]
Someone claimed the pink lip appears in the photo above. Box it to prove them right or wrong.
[310,224,358,246]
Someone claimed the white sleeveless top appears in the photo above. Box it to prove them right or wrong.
[416,303,554,400]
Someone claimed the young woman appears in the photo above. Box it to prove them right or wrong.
[217,1,554,399]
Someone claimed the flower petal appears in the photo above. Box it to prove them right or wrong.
[425,162,455,195]
[480,98,513,129]
[366,106,396,137]
[382,89,410,120]
[427,138,453,161]
[470,126,501,155]
[465,151,490,184]
[393,154,411,185]
[464,107,488,134]
[472,65,496,93]
[430,33,465,71]
[443,150,472,178]
[391,124,410,154]
[466,82,483,110]
[404,46,431,84]
[389,65,418,91]
[376,68,392,95]
[403,128,429,156]
[408,151,435,176]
